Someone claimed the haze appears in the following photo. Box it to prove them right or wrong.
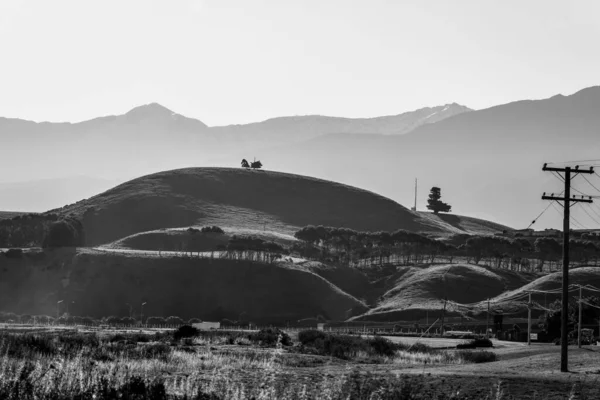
[1,0,599,126]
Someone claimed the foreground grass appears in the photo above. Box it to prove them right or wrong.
[0,328,588,399]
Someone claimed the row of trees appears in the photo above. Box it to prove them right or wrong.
[219,236,285,263]
[293,225,600,272]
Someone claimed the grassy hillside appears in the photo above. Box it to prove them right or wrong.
[417,212,513,237]
[483,267,600,312]
[107,226,298,251]
[50,167,450,246]
[0,248,367,323]
[351,264,536,321]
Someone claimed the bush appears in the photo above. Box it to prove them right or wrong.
[367,336,397,356]
[298,329,328,345]
[458,350,498,363]
[249,328,292,347]
[457,337,493,349]
[174,325,200,341]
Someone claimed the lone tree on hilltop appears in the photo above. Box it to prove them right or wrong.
[241,159,250,168]
[426,187,452,214]
[250,159,263,169]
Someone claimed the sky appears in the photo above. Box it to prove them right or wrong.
[1,0,599,126]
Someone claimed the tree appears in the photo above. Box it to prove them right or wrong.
[426,187,452,214]
[42,218,84,248]
[241,159,250,168]
[251,160,263,169]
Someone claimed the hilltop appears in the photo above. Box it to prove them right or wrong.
[50,167,432,245]
[46,167,512,246]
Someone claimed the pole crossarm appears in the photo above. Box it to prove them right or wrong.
[542,195,593,203]
[543,164,594,174]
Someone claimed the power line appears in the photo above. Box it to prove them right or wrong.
[527,190,564,229]
[582,173,600,194]
[547,159,600,166]
[579,205,600,227]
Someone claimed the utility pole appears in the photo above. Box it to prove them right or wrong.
[486,298,490,338]
[578,286,583,348]
[440,298,447,336]
[542,163,594,372]
[56,300,63,320]
[527,292,532,346]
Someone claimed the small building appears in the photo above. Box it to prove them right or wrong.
[192,321,221,330]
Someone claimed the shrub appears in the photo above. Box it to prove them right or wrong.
[174,325,200,341]
[298,329,327,345]
[367,336,397,356]
[249,328,292,347]
[458,350,498,363]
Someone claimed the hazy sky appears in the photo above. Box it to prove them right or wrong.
[1,0,599,126]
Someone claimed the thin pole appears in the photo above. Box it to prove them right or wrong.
[527,292,532,346]
[440,299,447,336]
[578,286,583,348]
[414,178,418,210]
[560,167,571,372]
[486,298,490,339]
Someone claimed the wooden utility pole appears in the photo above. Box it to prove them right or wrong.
[527,292,532,346]
[486,298,490,338]
[542,163,594,372]
[440,298,447,336]
[578,286,583,348]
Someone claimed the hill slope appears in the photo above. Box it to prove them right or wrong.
[0,249,367,323]
[53,167,446,246]
[352,264,535,321]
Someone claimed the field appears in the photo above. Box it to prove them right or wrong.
[0,325,598,399]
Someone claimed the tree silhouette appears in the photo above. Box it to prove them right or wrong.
[251,160,263,169]
[426,187,452,214]
[241,159,250,168]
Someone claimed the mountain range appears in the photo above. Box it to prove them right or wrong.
[2,86,600,230]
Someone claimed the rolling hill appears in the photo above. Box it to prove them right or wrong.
[351,264,536,321]
[47,167,512,246]
[0,248,367,323]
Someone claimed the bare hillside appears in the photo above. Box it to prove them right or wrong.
[352,264,535,321]
[51,167,449,246]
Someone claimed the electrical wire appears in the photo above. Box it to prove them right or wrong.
[582,173,600,194]
[527,190,565,229]
[547,159,600,166]
[580,205,600,226]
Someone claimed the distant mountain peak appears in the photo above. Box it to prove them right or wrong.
[125,103,175,118]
